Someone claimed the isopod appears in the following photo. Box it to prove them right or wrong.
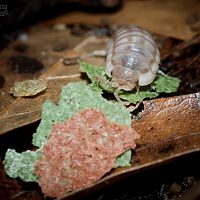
[106,25,160,100]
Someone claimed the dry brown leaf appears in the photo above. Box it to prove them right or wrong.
[0,36,106,135]
[47,0,200,40]
[1,37,200,200]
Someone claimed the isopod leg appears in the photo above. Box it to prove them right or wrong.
[136,85,140,94]
[114,86,130,105]
[114,87,123,103]
[158,70,167,77]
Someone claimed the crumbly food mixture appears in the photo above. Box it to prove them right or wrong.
[35,108,139,198]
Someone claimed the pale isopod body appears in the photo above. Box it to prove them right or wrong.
[106,25,160,91]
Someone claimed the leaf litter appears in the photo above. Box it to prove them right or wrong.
[3,61,180,198]
[10,79,47,97]
[4,81,140,197]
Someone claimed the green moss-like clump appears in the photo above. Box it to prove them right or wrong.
[32,82,131,148]
[80,62,180,104]
[4,81,133,183]
[4,149,42,182]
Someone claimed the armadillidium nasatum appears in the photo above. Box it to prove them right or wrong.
[106,25,160,94]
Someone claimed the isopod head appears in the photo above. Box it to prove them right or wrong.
[111,66,139,91]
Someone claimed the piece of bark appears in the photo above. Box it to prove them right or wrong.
[133,93,200,145]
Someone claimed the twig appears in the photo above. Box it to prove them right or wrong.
[44,74,81,80]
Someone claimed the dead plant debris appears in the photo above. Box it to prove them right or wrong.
[10,80,47,97]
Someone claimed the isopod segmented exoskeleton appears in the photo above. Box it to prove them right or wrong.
[106,25,160,97]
